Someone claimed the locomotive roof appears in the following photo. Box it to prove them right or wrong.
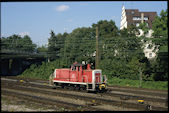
[71,63,84,67]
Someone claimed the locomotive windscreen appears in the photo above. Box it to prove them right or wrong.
[95,73,101,83]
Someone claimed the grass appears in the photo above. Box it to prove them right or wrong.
[108,77,168,90]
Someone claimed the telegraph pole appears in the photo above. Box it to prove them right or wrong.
[95,26,99,69]
[139,67,142,88]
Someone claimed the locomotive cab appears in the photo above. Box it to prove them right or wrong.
[90,69,107,92]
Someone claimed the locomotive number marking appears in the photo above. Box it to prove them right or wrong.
[71,74,75,78]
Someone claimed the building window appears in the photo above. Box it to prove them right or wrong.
[136,23,140,27]
[133,17,148,21]
[126,12,131,15]
[144,17,149,20]
[131,11,134,14]
[149,53,152,58]
[133,17,141,20]
[147,44,153,49]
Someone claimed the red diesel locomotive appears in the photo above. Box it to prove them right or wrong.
[49,62,107,92]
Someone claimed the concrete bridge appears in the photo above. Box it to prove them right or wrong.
[0,49,54,76]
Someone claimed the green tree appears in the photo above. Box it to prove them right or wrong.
[127,24,139,37]
[138,22,149,36]
[150,38,168,81]
[48,30,67,60]
[119,28,129,37]
[152,9,168,37]
[64,27,95,65]
[37,45,48,53]
[150,9,168,81]
[22,35,37,52]
[92,20,119,38]
[152,51,168,81]
[126,57,146,80]
[48,30,57,56]
[119,24,139,37]
[1,34,36,52]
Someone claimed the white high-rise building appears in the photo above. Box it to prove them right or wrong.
[120,5,128,30]
[120,5,157,35]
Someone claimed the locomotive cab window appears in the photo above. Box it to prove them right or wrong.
[77,66,80,71]
[72,66,76,71]
[71,65,81,71]
[82,64,87,70]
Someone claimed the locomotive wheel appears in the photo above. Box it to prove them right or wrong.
[73,85,80,91]
[61,84,65,89]
[76,86,80,91]
[51,82,57,89]
[70,85,74,90]
[80,86,87,92]
[64,85,70,90]
[52,84,56,89]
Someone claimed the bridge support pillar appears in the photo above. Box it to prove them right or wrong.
[47,58,50,62]
[0,59,10,75]
[9,59,13,73]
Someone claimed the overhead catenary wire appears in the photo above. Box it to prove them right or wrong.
[1,35,167,57]
[2,41,166,45]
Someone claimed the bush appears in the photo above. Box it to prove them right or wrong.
[20,60,62,80]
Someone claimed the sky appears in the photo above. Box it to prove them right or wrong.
[1,1,168,46]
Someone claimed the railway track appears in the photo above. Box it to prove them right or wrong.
[2,77,168,102]
[2,76,168,95]
[103,91,167,104]
[1,81,139,111]
[1,77,168,111]
[108,86,167,98]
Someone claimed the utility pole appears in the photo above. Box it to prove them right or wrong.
[139,67,142,88]
[95,26,99,69]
